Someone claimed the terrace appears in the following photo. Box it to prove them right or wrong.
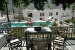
[0,22,75,50]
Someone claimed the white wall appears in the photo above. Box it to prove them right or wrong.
[32,10,40,20]
[23,9,75,21]
[52,9,62,20]
[61,10,72,20]
[23,9,28,18]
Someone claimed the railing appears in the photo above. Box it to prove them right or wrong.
[50,26,75,40]
[1,26,75,39]
[0,22,75,47]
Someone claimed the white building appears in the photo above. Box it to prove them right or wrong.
[23,9,75,21]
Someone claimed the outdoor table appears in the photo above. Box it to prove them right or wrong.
[25,27,52,50]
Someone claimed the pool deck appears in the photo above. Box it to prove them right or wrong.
[11,20,47,23]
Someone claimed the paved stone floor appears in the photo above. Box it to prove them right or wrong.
[66,45,75,50]
[1,40,75,50]
[65,40,75,46]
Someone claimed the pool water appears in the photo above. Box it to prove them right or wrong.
[34,22,51,26]
[11,23,26,27]
[11,21,52,27]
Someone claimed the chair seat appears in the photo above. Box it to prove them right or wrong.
[10,39,22,48]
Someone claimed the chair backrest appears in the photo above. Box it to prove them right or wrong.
[6,37,11,43]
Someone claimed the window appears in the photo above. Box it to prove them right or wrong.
[40,13,44,16]
[56,12,58,15]
[67,12,69,16]
[49,12,53,16]
[28,13,32,17]
[62,13,64,16]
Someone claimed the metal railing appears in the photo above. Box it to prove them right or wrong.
[50,26,75,39]
[1,23,75,39]
[0,22,75,47]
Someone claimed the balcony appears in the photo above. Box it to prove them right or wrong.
[0,22,75,50]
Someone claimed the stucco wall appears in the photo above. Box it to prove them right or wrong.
[23,9,75,21]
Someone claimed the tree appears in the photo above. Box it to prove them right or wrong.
[12,0,31,21]
[12,0,48,21]
[71,3,75,17]
[12,0,23,21]
[0,0,10,22]
[12,0,75,11]
[0,0,7,11]
[51,0,75,10]
[31,0,48,10]
[71,20,75,25]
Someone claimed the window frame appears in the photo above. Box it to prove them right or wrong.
[49,12,53,16]
[40,13,44,16]
[56,12,58,15]
[28,13,32,17]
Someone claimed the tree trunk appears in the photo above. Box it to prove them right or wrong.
[12,0,15,19]
[18,7,21,22]
[6,4,10,22]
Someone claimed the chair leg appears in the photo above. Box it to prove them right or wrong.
[23,40,25,46]
[9,47,13,50]
[20,47,23,50]
[9,47,10,50]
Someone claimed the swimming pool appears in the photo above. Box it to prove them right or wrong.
[11,21,52,27]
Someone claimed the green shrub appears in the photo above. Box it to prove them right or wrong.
[40,22,47,26]
[52,21,58,26]
[71,20,75,25]
[64,19,71,23]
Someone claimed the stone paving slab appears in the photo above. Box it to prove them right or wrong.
[66,45,75,50]
[65,40,75,46]
[1,40,75,50]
